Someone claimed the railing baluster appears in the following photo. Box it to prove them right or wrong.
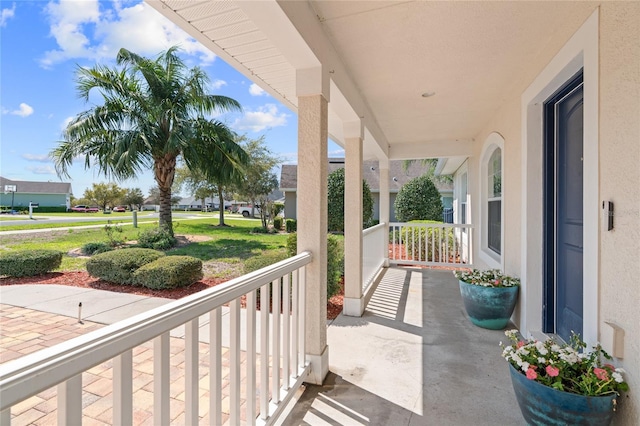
[283,273,291,390]
[292,270,299,376]
[113,349,133,426]
[154,332,170,425]
[404,226,409,260]
[246,290,257,425]
[185,318,199,424]
[419,225,423,262]
[58,374,81,425]
[260,283,270,420]
[299,266,306,369]
[230,299,241,425]
[438,227,443,263]
[0,409,9,425]
[272,278,281,403]
[431,226,436,263]
[210,308,222,426]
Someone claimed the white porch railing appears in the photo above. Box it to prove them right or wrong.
[0,252,312,426]
[389,222,473,267]
[362,222,387,291]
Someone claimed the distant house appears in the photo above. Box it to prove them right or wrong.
[279,159,452,221]
[0,176,72,210]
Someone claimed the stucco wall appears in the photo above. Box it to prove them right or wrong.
[598,3,640,424]
[470,4,639,423]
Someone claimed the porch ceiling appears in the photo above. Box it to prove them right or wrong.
[149,0,598,159]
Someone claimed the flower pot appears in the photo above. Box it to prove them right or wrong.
[509,364,617,426]
[458,280,518,329]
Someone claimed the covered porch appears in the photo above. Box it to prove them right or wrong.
[284,267,522,425]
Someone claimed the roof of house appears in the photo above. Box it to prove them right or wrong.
[280,159,453,193]
[0,176,72,195]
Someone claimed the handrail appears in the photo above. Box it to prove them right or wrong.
[362,221,387,237]
[0,251,312,411]
[389,222,475,229]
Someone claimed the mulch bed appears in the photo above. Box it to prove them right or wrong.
[0,271,346,320]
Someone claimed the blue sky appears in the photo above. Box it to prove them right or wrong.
[0,0,342,198]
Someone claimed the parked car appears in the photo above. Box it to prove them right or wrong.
[112,206,128,212]
[70,205,99,213]
[237,205,262,218]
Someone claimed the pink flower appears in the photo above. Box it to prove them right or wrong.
[604,363,615,371]
[526,368,538,380]
[517,341,525,348]
[594,368,609,381]
[546,365,560,377]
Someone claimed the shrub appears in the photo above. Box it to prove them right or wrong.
[285,219,297,233]
[243,250,289,274]
[81,242,113,255]
[251,226,276,234]
[86,248,165,285]
[286,233,343,298]
[137,227,177,250]
[394,174,443,222]
[398,220,456,262]
[0,250,63,277]
[273,216,283,231]
[133,256,203,289]
[327,168,374,232]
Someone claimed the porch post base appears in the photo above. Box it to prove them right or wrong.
[305,345,329,385]
[343,296,365,317]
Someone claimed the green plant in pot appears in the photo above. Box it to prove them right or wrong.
[454,269,520,329]
[501,330,629,425]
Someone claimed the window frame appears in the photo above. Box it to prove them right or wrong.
[479,133,504,268]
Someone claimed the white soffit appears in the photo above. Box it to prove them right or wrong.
[147,0,319,111]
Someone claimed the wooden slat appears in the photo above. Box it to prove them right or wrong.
[260,283,270,420]
[113,350,133,426]
[154,333,170,424]
[283,273,291,389]
[230,299,241,424]
[291,270,299,376]
[246,290,257,425]
[185,318,199,424]
[210,308,222,425]
[58,374,81,425]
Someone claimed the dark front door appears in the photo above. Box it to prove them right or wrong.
[544,72,584,342]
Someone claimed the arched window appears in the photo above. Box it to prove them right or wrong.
[487,148,501,254]
[480,132,504,267]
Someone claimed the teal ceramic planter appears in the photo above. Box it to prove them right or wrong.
[458,280,518,329]
[509,364,616,425]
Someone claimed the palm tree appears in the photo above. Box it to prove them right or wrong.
[51,46,242,234]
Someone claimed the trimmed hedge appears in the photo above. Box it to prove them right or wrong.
[394,174,443,222]
[273,216,283,231]
[286,233,344,298]
[285,219,297,233]
[134,256,203,290]
[86,248,165,285]
[327,168,374,232]
[136,228,177,250]
[243,250,289,274]
[0,250,63,277]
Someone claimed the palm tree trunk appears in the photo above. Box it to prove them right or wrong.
[154,154,177,235]
[218,186,225,226]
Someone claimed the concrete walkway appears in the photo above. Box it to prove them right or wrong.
[282,267,525,426]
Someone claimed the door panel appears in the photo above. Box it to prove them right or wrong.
[555,83,584,342]
[543,71,584,342]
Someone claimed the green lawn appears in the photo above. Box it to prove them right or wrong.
[0,218,289,278]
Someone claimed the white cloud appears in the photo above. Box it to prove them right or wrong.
[249,83,267,96]
[209,79,227,90]
[27,165,57,175]
[233,104,288,132]
[22,154,52,163]
[61,116,75,130]
[4,103,34,117]
[1,2,16,27]
[329,149,345,157]
[40,0,217,68]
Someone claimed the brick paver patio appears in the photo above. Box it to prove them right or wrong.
[0,303,266,425]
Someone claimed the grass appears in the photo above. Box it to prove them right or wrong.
[0,218,288,275]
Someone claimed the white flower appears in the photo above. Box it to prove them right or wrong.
[551,344,561,352]
[538,357,547,364]
[612,372,624,383]
[521,362,530,373]
[615,368,626,374]
[505,330,518,339]
[511,353,523,366]
[535,341,548,355]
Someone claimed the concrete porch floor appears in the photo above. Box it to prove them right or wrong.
[282,267,525,426]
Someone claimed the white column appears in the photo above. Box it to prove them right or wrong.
[343,120,365,316]
[379,158,390,266]
[297,66,329,385]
